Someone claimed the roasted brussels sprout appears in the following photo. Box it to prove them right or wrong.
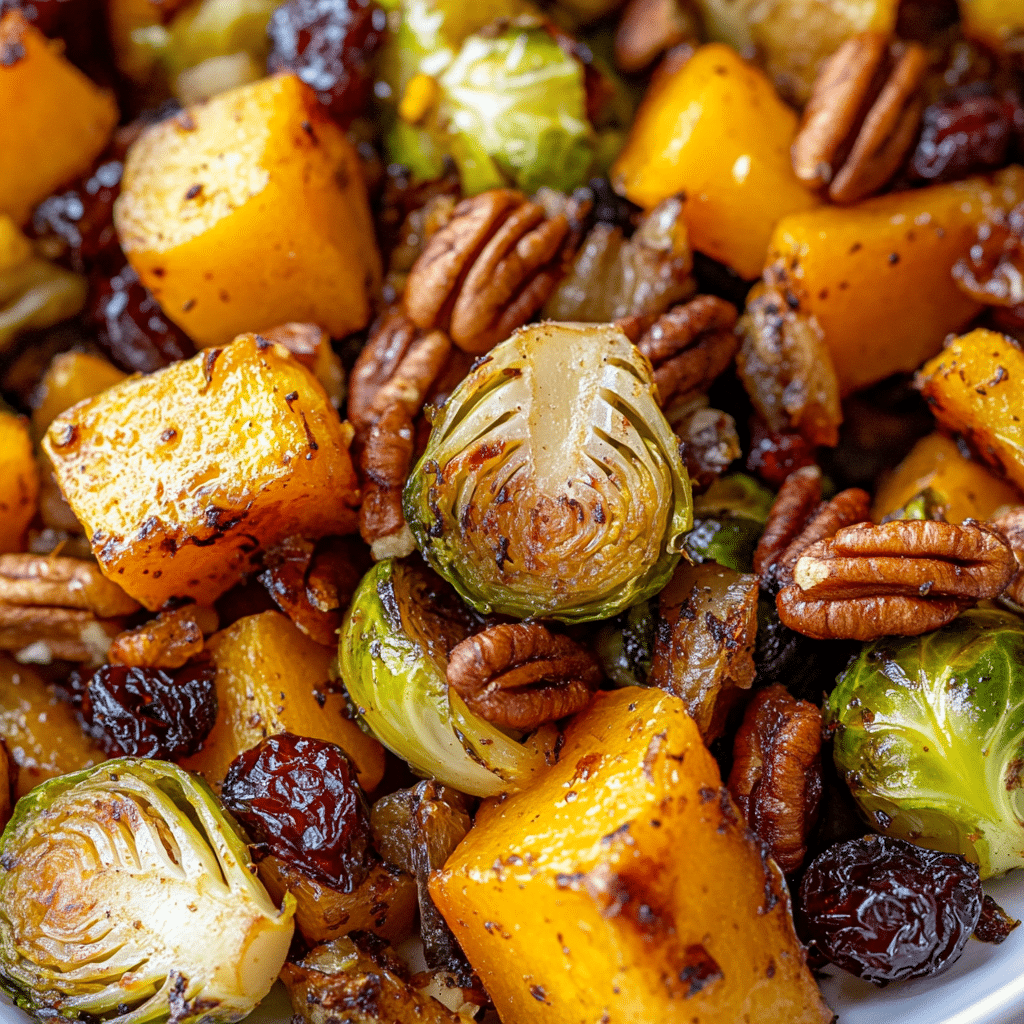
[0,759,295,1022]
[337,558,548,797]
[682,472,774,573]
[403,322,692,622]
[594,599,656,687]
[826,609,1024,879]
[387,24,596,194]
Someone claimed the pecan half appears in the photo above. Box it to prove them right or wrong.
[446,623,601,731]
[108,604,215,669]
[0,604,123,663]
[628,294,739,407]
[0,553,139,617]
[614,0,698,73]
[405,189,570,355]
[359,401,416,561]
[777,519,1017,640]
[755,471,872,592]
[988,507,1024,607]
[348,309,452,435]
[793,32,927,204]
[727,684,822,875]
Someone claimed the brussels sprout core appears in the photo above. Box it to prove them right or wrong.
[827,609,1024,879]
[403,322,693,622]
[0,759,295,1023]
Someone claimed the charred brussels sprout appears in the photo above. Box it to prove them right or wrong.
[403,322,692,622]
[683,473,774,573]
[337,558,547,797]
[0,759,294,1023]
[826,609,1024,879]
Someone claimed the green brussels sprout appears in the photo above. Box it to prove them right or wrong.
[337,558,548,797]
[594,599,656,687]
[880,486,949,524]
[826,608,1024,879]
[683,473,775,573]
[403,322,693,622]
[387,25,596,194]
[0,759,295,1022]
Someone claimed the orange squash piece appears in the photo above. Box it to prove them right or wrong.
[0,12,118,225]
[432,687,832,1024]
[917,328,1024,495]
[611,43,821,280]
[43,333,361,610]
[873,432,1023,524]
[114,72,381,348]
[0,412,38,553]
[181,610,385,792]
[31,351,127,442]
[765,167,1024,395]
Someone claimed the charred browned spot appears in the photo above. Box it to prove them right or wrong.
[568,752,603,787]
[677,944,723,998]
[201,348,222,386]
[184,183,202,200]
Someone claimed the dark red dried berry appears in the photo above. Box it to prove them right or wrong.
[798,835,982,985]
[83,663,218,760]
[221,732,373,892]
[974,893,1020,944]
[745,419,817,489]
[31,158,123,274]
[267,0,387,126]
[908,84,1024,184]
[88,261,196,373]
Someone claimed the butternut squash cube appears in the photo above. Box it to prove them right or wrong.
[180,610,385,792]
[0,412,38,553]
[917,328,1024,495]
[611,44,821,280]
[431,687,832,1024]
[114,72,381,348]
[43,333,361,610]
[958,0,1024,55]
[0,12,118,225]
[765,167,1024,395]
[873,432,1022,524]
[31,351,127,442]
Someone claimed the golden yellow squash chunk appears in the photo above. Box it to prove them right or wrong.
[765,167,1024,395]
[43,333,361,610]
[0,412,38,554]
[873,432,1022,524]
[31,351,127,442]
[612,44,820,280]
[0,12,118,225]
[114,72,381,348]
[181,610,385,793]
[432,687,832,1024]
[917,328,1024,495]
[959,0,1024,55]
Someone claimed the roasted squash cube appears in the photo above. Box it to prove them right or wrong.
[114,72,381,348]
[0,412,38,553]
[917,328,1024,494]
[431,687,832,1024]
[765,167,1024,395]
[0,13,118,225]
[43,333,361,609]
[873,432,1022,524]
[611,44,820,280]
[180,610,385,792]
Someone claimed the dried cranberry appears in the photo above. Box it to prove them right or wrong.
[908,84,1024,184]
[88,262,195,373]
[83,663,218,760]
[798,835,982,985]
[745,419,816,489]
[31,158,123,274]
[221,733,373,892]
[267,0,387,125]
[974,893,1020,944]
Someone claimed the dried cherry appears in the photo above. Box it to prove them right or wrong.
[221,733,373,893]
[82,663,218,760]
[973,893,1020,945]
[267,0,387,126]
[88,261,195,373]
[798,835,982,985]
[745,419,816,489]
[908,84,1024,184]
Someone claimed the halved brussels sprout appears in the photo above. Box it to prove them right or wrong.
[337,558,548,797]
[826,609,1024,879]
[403,322,692,622]
[0,758,295,1023]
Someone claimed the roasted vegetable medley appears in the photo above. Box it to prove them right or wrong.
[4,0,1024,1021]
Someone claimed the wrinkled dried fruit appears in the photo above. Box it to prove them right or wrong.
[798,835,982,984]
[81,662,218,759]
[221,732,373,893]
[974,893,1020,944]
[267,0,386,125]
